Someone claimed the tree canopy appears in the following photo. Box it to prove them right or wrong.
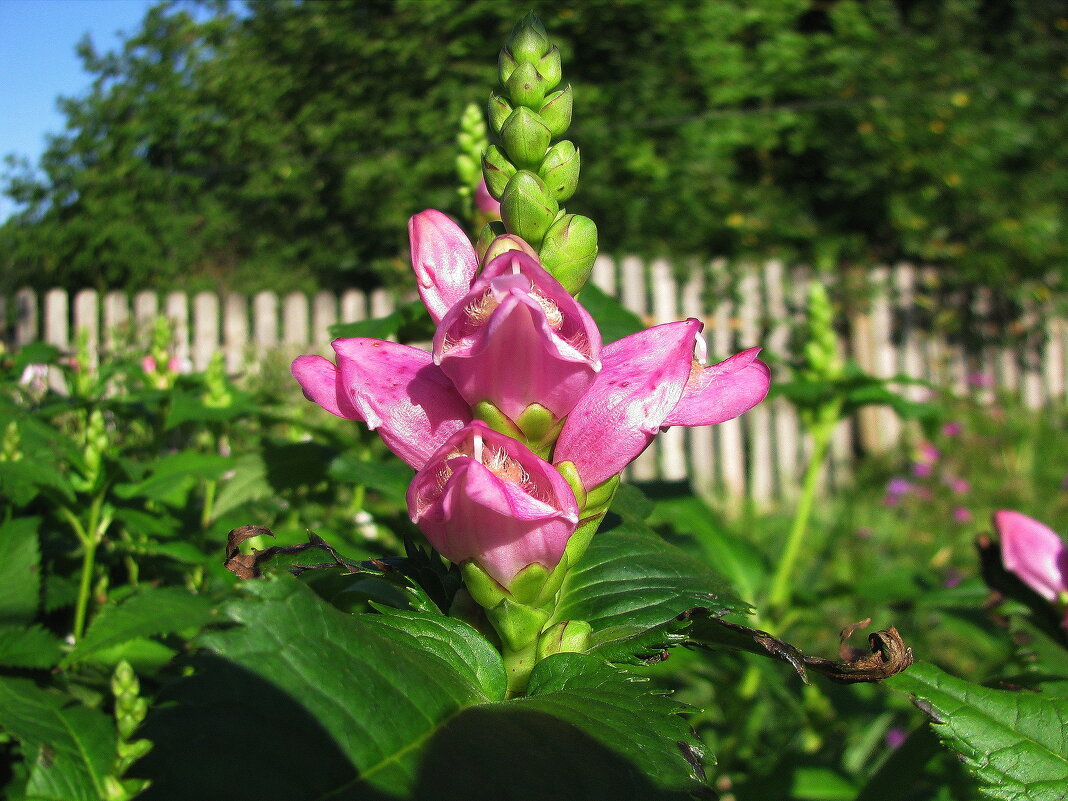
[1,0,1064,295]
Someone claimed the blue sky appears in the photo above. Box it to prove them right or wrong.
[0,0,157,218]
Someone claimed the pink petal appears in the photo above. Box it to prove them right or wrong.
[291,355,359,419]
[663,347,771,427]
[995,510,1068,601]
[553,319,701,487]
[331,338,472,470]
[407,422,578,586]
[434,251,601,421]
[474,177,502,216]
[409,209,479,323]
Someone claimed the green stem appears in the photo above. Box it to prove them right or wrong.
[502,639,539,698]
[766,405,839,615]
[201,478,217,528]
[72,539,99,641]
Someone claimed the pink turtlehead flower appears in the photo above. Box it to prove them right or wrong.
[292,339,471,470]
[995,511,1068,607]
[434,250,601,422]
[408,209,479,324]
[407,422,579,587]
[553,319,770,488]
[474,177,502,217]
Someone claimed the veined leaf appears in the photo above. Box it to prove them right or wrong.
[0,623,63,669]
[64,586,218,666]
[890,661,1068,800]
[0,676,116,801]
[0,517,41,624]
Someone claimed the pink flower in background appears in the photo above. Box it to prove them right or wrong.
[917,441,940,464]
[407,422,578,587]
[966,371,993,389]
[941,421,963,437]
[947,477,970,495]
[433,250,601,422]
[995,511,1068,608]
[884,728,907,750]
[141,355,157,373]
[884,477,911,506]
[911,462,933,478]
[474,177,502,217]
[952,506,972,523]
[943,568,963,588]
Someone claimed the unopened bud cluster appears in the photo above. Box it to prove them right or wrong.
[801,282,843,383]
[106,661,152,800]
[484,14,597,294]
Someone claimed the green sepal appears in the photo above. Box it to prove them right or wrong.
[584,473,621,518]
[561,473,621,567]
[487,92,513,136]
[507,14,551,63]
[534,551,571,608]
[514,403,564,458]
[498,47,520,86]
[554,460,587,510]
[500,107,552,170]
[473,400,524,440]
[537,46,562,92]
[539,213,599,295]
[501,170,559,247]
[538,141,580,202]
[506,61,548,109]
[539,86,573,139]
[461,560,509,611]
[537,619,593,660]
[507,563,551,606]
[487,597,551,652]
[482,145,516,200]
[475,222,504,262]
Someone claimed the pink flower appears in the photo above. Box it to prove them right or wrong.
[917,441,940,464]
[952,506,972,523]
[947,476,970,495]
[885,727,907,750]
[474,177,502,217]
[407,422,579,587]
[141,355,158,373]
[994,511,1068,603]
[292,339,471,470]
[433,250,601,422]
[408,209,479,324]
[553,320,770,488]
[887,477,912,497]
[941,421,962,437]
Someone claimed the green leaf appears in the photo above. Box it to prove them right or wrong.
[0,676,116,801]
[328,452,414,503]
[141,576,710,799]
[577,283,643,344]
[889,661,1068,800]
[328,299,435,343]
[0,517,40,624]
[164,389,257,428]
[0,623,63,668]
[113,451,230,505]
[554,525,746,634]
[210,451,273,520]
[64,586,218,666]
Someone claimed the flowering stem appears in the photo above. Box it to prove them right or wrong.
[766,401,841,616]
[63,493,107,641]
[502,639,539,697]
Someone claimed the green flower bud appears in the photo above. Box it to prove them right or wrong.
[538,86,573,139]
[500,107,552,170]
[475,221,505,261]
[538,214,598,295]
[489,598,551,652]
[537,46,562,92]
[507,14,551,64]
[537,619,593,659]
[506,62,549,109]
[500,170,559,247]
[480,232,540,266]
[498,47,519,86]
[482,145,516,200]
[538,141,580,202]
[507,563,551,606]
[487,92,513,136]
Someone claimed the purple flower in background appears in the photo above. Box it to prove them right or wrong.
[943,568,963,588]
[967,371,993,389]
[941,421,963,437]
[953,506,972,524]
[911,462,933,478]
[917,441,940,464]
[855,527,873,540]
[884,727,907,750]
[884,477,912,506]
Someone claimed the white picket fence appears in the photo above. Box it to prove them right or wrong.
[3,259,1065,506]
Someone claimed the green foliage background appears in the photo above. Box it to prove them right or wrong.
[1,0,1064,296]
